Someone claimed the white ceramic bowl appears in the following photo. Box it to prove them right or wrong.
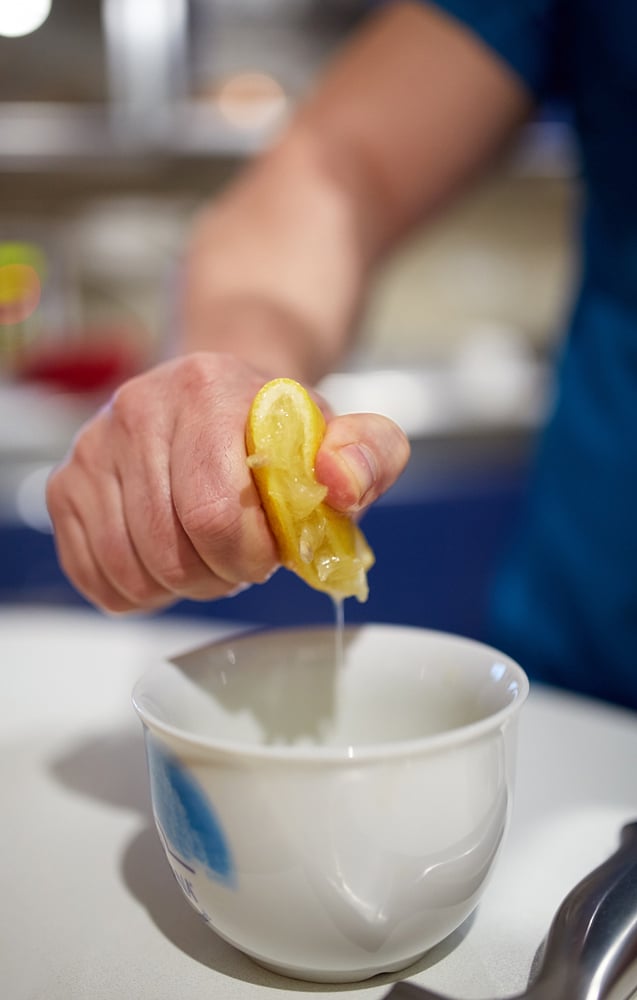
[132,624,528,982]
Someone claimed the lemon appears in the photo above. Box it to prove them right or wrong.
[246,377,374,601]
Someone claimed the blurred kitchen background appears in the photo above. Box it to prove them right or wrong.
[0,0,579,637]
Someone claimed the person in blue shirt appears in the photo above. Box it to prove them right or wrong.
[46,2,637,709]
[431,0,637,709]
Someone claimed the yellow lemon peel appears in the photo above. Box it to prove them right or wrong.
[246,377,374,601]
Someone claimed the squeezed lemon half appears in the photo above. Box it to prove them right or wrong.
[246,377,374,601]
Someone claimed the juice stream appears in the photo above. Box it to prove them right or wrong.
[332,597,345,672]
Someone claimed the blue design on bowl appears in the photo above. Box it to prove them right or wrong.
[145,735,235,886]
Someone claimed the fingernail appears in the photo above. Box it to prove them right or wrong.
[338,443,377,507]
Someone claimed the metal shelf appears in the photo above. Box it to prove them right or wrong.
[0,100,577,182]
[0,100,283,169]
[0,0,578,178]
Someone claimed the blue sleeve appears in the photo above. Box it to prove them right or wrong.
[387,0,559,99]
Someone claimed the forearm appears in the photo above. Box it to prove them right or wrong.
[180,1,534,383]
[181,128,373,383]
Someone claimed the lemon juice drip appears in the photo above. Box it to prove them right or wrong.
[332,596,345,671]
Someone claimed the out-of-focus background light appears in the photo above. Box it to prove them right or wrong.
[0,263,41,325]
[215,71,287,129]
[0,0,52,38]
[0,243,45,328]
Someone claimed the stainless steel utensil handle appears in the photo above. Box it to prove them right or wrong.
[383,822,637,1000]
[523,821,637,1000]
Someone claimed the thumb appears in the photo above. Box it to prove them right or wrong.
[315,412,410,514]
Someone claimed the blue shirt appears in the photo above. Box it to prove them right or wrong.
[415,1,637,707]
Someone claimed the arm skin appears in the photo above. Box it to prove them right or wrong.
[46,1,534,613]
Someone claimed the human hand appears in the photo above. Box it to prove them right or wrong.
[46,353,410,613]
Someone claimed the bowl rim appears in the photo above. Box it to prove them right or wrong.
[131,623,530,763]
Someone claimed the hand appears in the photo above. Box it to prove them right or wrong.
[46,352,410,613]
[46,353,279,613]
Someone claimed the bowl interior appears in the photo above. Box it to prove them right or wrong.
[133,625,527,755]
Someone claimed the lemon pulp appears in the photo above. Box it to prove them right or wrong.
[246,378,374,602]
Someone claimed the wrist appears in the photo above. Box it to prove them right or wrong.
[181,293,331,384]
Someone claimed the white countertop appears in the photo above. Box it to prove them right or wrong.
[2,605,637,1000]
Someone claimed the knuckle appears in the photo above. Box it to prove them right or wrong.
[185,350,234,381]
[172,352,249,404]
[110,380,147,438]
[94,529,127,578]
[180,494,241,546]
[45,468,65,517]
[178,495,276,583]
[97,534,161,607]
[46,476,88,557]
[152,553,192,593]
[173,353,217,397]
[69,426,101,475]
[180,351,211,382]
